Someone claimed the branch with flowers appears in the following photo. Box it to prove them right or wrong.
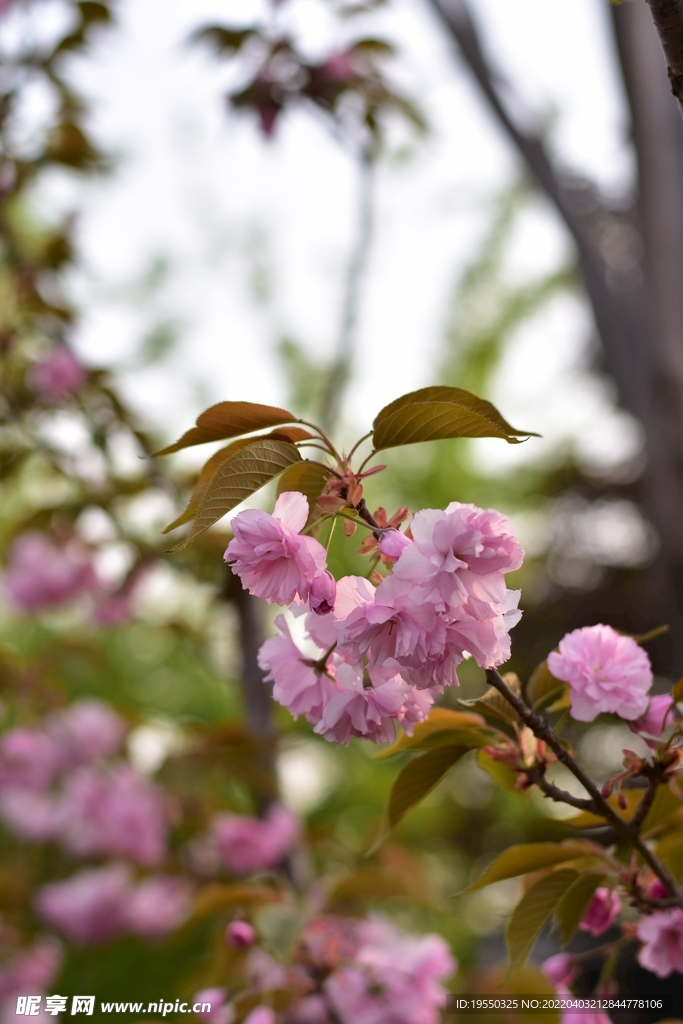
[158,386,683,988]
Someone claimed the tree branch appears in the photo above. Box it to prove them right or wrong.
[645,0,683,115]
[485,668,683,904]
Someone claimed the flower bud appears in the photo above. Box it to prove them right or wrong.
[226,920,256,949]
[309,572,336,616]
[378,529,411,562]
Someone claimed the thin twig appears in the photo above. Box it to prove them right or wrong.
[485,668,683,904]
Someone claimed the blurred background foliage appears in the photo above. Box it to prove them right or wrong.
[1,0,682,1019]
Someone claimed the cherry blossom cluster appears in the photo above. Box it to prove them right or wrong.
[196,913,455,1024]
[226,491,524,744]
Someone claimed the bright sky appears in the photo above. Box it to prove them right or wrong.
[44,0,640,469]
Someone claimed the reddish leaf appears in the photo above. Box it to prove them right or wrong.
[154,401,298,456]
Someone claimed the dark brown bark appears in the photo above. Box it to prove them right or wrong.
[645,0,683,111]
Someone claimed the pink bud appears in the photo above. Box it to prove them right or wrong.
[541,953,575,987]
[309,571,336,615]
[378,529,411,562]
[646,878,670,901]
[580,888,621,936]
[226,920,256,949]
[630,694,675,739]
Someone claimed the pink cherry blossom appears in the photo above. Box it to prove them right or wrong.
[392,503,523,603]
[213,803,298,875]
[313,662,409,745]
[258,616,335,723]
[305,574,376,651]
[35,864,132,944]
[58,764,167,864]
[226,921,256,949]
[125,875,193,939]
[225,492,328,605]
[548,625,652,722]
[30,346,86,397]
[342,575,441,670]
[637,907,683,977]
[194,988,235,1024]
[579,888,621,936]
[630,694,675,739]
[3,533,99,613]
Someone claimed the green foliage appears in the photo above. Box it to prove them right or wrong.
[386,745,475,829]
[462,841,598,893]
[555,872,606,945]
[505,869,579,975]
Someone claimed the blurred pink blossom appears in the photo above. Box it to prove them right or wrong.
[226,492,328,605]
[125,875,193,939]
[3,533,99,613]
[637,907,683,977]
[286,994,329,1023]
[29,346,86,397]
[0,789,63,841]
[58,764,168,864]
[325,917,454,1024]
[0,728,63,791]
[0,938,62,998]
[579,888,621,936]
[193,988,234,1024]
[36,864,131,944]
[548,625,652,722]
[47,700,126,765]
[243,1008,275,1024]
[213,803,298,875]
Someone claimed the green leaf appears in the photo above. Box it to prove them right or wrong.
[163,428,315,533]
[460,673,522,724]
[170,440,302,551]
[375,708,488,759]
[275,460,332,524]
[371,386,538,452]
[555,873,606,945]
[387,745,470,829]
[463,841,597,893]
[154,401,298,456]
[526,660,566,710]
[506,870,579,975]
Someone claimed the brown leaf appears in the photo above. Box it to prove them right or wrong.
[154,401,297,456]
